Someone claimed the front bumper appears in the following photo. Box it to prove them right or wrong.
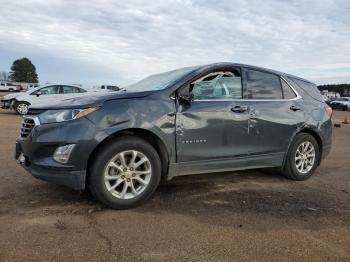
[17,152,86,190]
[0,99,15,109]
[15,116,108,190]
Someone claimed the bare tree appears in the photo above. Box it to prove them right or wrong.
[0,71,9,81]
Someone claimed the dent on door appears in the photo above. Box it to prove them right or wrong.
[247,100,306,155]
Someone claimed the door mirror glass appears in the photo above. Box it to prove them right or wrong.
[178,85,192,105]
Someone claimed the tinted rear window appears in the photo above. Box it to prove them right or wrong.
[246,70,282,99]
[287,77,323,102]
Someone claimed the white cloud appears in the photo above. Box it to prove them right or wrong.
[0,0,349,85]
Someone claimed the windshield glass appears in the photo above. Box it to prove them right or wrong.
[125,66,196,92]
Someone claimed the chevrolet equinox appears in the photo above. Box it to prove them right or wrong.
[16,63,333,209]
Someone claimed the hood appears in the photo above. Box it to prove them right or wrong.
[30,90,154,110]
[3,92,23,100]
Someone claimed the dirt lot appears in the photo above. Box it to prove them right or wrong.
[0,101,349,261]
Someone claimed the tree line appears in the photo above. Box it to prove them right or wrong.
[317,84,350,96]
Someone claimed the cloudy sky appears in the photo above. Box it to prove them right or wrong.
[1,0,349,87]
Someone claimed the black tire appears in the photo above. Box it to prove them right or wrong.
[14,101,30,115]
[282,133,320,181]
[88,136,162,209]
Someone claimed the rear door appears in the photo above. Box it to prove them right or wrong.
[176,69,251,162]
[242,68,305,155]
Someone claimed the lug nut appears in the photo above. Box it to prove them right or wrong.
[127,178,130,182]
[121,175,125,179]
[130,167,133,171]
[132,174,135,177]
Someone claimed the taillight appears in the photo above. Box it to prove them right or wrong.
[325,105,333,119]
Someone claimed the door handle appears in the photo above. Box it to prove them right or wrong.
[230,105,249,113]
[290,105,301,111]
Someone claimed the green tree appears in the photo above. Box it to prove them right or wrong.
[9,57,38,83]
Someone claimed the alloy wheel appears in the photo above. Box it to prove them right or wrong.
[104,150,152,199]
[17,103,28,115]
[294,141,316,174]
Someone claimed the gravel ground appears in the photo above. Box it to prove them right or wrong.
[0,102,349,261]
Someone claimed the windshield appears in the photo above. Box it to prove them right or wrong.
[125,66,196,92]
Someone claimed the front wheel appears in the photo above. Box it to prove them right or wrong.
[282,133,320,181]
[88,137,162,209]
[14,101,30,115]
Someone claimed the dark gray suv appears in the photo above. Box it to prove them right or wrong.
[16,63,333,209]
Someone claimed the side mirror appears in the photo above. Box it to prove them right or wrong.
[36,91,42,97]
[178,86,193,105]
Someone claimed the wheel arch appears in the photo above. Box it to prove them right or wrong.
[285,127,323,166]
[14,100,31,114]
[86,128,170,184]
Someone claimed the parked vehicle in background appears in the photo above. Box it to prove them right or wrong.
[20,83,40,91]
[0,82,21,92]
[325,97,337,106]
[94,85,121,91]
[0,84,108,115]
[321,90,340,101]
[15,62,333,209]
[330,97,350,110]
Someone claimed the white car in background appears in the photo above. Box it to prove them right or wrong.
[0,84,110,115]
[330,97,350,111]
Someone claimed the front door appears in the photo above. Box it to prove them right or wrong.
[30,85,61,105]
[176,69,251,163]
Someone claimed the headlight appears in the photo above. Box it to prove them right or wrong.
[39,107,98,124]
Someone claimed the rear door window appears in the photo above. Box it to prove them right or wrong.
[246,70,282,99]
[62,86,84,94]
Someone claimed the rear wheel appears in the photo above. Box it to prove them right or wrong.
[282,133,320,181]
[88,137,162,209]
[15,101,30,115]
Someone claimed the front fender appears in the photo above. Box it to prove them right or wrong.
[86,98,177,162]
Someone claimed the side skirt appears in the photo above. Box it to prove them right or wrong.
[167,152,285,180]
